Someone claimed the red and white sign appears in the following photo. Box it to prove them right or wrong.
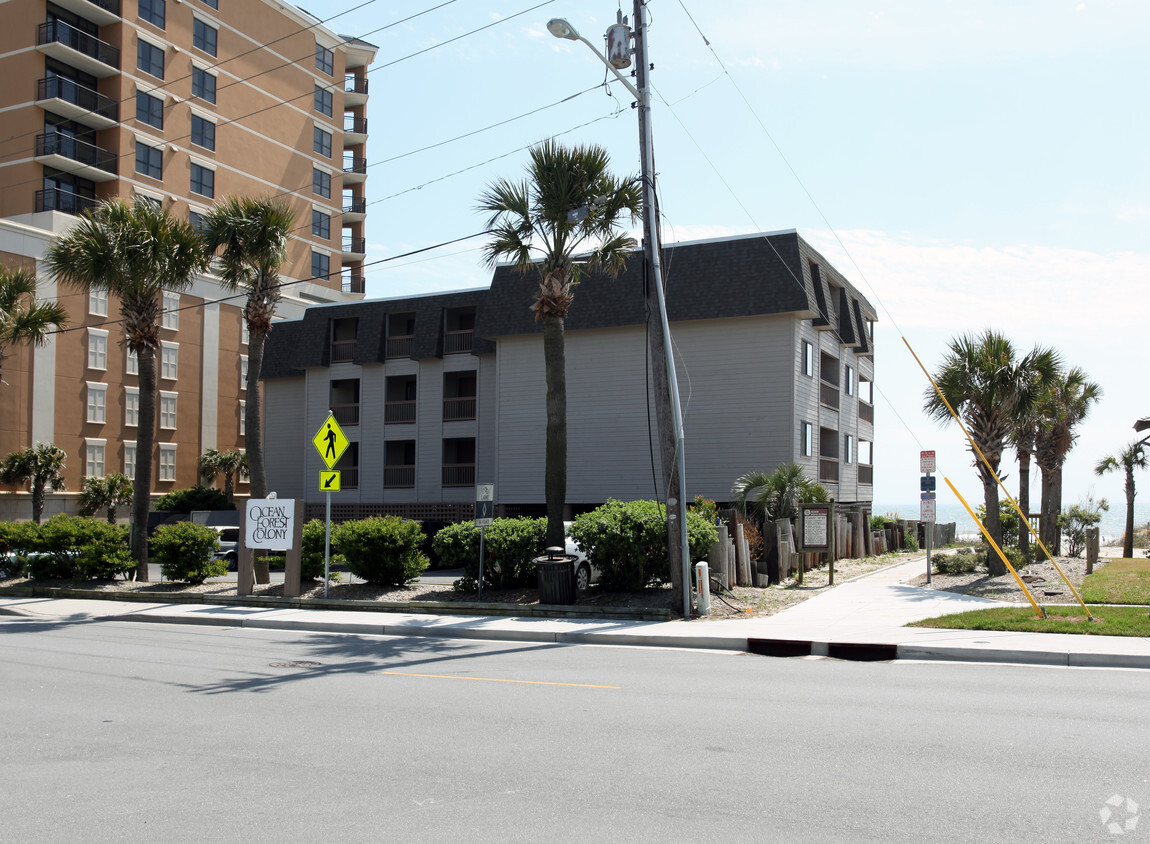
[920,450,936,474]
[921,498,937,523]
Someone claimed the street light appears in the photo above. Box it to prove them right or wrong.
[547,9,692,617]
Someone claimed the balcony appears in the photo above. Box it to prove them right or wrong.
[859,401,874,425]
[384,400,415,424]
[342,156,367,184]
[35,132,118,182]
[858,465,873,485]
[343,115,368,145]
[339,467,359,489]
[35,188,97,215]
[819,381,839,411]
[330,339,356,363]
[330,403,359,426]
[443,329,473,355]
[37,21,120,77]
[384,466,415,488]
[344,75,369,107]
[442,463,475,487]
[819,458,838,485]
[342,274,365,295]
[36,77,118,129]
[386,335,413,359]
[443,396,476,421]
[53,0,121,25]
[342,236,366,262]
[342,196,367,223]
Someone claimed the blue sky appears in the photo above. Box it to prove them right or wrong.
[309,0,1150,516]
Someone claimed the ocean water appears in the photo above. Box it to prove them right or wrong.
[874,501,1150,545]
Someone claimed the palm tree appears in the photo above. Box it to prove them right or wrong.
[1008,416,1040,561]
[77,473,133,523]
[1034,367,1102,554]
[731,463,830,525]
[0,443,67,524]
[199,197,294,501]
[0,266,69,386]
[478,140,641,547]
[1095,441,1147,559]
[924,330,1060,575]
[199,448,247,504]
[44,198,209,579]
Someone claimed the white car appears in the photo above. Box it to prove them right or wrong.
[211,526,240,569]
[564,522,597,590]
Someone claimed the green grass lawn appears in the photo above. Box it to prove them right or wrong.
[908,605,1150,637]
[1080,558,1150,604]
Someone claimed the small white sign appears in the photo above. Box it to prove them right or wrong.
[920,498,937,523]
[245,498,296,550]
[920,450,936,473]
[476,484,494,502]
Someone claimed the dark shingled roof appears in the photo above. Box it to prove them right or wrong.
[261,232,876,377]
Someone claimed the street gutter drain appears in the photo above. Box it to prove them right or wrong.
[269,661,322,668]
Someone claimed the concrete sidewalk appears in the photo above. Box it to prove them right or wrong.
[3,556,1148,669]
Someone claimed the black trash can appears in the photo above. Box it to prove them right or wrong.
[535,547,576,605]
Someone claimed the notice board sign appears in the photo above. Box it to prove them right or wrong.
[797,503,833,552]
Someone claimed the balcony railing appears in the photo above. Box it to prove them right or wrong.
[330,339,356,363]
[345,76,368,95]
[859,401,874,424]
[342,156,367,175]
[38,20,120,69]
[819,381,839,410]
[858,465,873,485]
[339,467,359,489]
[330,403,359,426]
[36,132,118,175]
[443,397,476,421]
[343,197,367,215]
[384,466,415,488]
[819,458,838,484]
[37,76,119,122]
[35,188,97,215]
[342,274,365,294]
[443,329,473,355]
[386,335,413,359]
[89,0,121,15]
[443,463,476,487]
[344,116,368,135]
[384,400,415,424]
[342,236,365,253]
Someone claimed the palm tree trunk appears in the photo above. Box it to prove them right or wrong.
[1039,467,1058,553]
[1053,468,1064,554]
[132,348,157,581]
[542,314,566,548]
[31,479,45,525]
[1123,469,1136,559]
[1017,450,1031,561]
[982,475,1005,576]
[246,328,268,499]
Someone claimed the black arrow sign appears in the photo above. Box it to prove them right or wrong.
[324,474,335,489]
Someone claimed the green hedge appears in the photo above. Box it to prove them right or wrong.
[433,517,547,592]
[154,486,234,512]
[8,515,133,580]
[153,521,226,583]
[569,499,718,591]
[300,519,342,582]
[333,515,428,586]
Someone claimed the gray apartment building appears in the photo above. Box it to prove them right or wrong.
[260,230,877,524]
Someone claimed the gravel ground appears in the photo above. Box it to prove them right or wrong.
[0,552,917,619]
[907,551,1099,603]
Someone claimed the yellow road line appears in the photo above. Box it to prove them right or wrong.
[380,671,620,689]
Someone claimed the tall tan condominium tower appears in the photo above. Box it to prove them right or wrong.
[0,0,375,518]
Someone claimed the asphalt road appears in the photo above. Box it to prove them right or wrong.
[2,616,1147,842]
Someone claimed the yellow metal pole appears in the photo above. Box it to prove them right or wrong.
[946,478,1046,618]
[903,337,1093,619]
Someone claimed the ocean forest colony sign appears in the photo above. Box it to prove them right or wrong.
[245,498,296,551]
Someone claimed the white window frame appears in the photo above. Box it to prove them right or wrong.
[801,421,813,458]
[241,320,249,346]
[160,390,178,429]
[86,381,107,424]
[846,434,855,464]
[239,398,246,436]
[240,354,248,390]
[161,341,179,380]
[846,365,855,397]
[158,443,177,482]
[162,291,180,330]
[89,289,108,316]
[126,347,139,376]
[125,386,140,427]
[123,441,137,478]
[87,328,108,371]
[85,438,107,478]
[801,340,813,377]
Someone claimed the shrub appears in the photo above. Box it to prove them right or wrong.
[903,532,919,552]
[153,521,226,583]
[154,486,234,512]
[0,520,39,578]
[1058,496,1109,558]
[16,515,134,580]
[436,517,548,592]
[935,552,981,575]
[300,519,342,582]
[75,520,133,580]
[999,545,1025,572]
[333,516,428,586]
[569,499,718,591]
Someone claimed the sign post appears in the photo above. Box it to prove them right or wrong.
[475,484,493,601]
[312,412,349,597]
[240,496,302,597]
[920,450,936,584]
[797,501,835,584]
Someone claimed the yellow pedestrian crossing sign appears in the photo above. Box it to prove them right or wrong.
[319,471,341,492]
[312,413,349,470]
